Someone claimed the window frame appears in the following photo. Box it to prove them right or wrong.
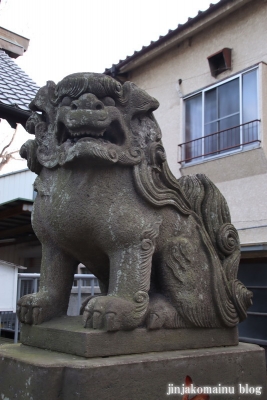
[182,66,260,165]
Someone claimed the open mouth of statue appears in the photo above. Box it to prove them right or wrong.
[57,120,125,147]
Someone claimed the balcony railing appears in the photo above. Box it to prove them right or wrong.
[178,120,261,164]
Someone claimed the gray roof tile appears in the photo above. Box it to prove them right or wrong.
[1,98,13,105]
[0,49,39,112]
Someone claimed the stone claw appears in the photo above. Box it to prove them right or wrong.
[20,305,27,319]
[105,312,116,331]
[148,313,162,330]
[82,294,148,331]
[83,310,91,328]
[92,311,103,329]
[32,307,41,324]
[146,294,184,329]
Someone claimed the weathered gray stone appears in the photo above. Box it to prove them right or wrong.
[16,72,252,334]
[20,315,238,358]
[0,342,266,399]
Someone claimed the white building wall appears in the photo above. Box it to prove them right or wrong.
[0,169,36,204]
[129,0,267,177]
[126,0,267,246]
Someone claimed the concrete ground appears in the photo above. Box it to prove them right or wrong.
[0,336,13,345]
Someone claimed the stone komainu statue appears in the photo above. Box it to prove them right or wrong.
[18,73,252,331]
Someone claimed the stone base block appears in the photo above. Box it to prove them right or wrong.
[0,343,266,399]
[20,315,238,357]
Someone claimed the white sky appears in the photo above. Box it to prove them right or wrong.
[0,0,220,87]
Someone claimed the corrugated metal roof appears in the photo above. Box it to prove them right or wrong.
[0,49,39,112]
[104,0,236,76]
[0,169,36,205]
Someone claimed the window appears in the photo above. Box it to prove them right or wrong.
[180,68,260,163]
[238,258,267,348]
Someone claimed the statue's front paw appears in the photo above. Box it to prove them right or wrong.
[83,292,149,331]
[17,292,59,325]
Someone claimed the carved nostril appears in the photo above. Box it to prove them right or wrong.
[71,102,78,110]
[95,102,103,110]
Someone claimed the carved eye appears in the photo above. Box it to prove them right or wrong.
[61,96,72,106]
[102,96,115,107]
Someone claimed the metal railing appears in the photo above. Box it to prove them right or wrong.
[178,119,261,164]
[0,273,98,343]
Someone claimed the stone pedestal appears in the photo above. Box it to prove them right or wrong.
[0,342,266,399]
[20,315,238,357]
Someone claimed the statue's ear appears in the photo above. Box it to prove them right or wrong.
[20,139,42,175]
[46,80,57,105]
[123,81,159,116]
[26,112,43,135]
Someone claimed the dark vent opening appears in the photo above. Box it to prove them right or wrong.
[208,48,232,77]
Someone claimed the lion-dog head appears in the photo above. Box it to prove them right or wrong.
[20,73,163,173]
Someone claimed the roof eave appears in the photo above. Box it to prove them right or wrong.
[0,103,31,128]
[0,37,24,59]
[0,27,29,58]
[106,0,253,76]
